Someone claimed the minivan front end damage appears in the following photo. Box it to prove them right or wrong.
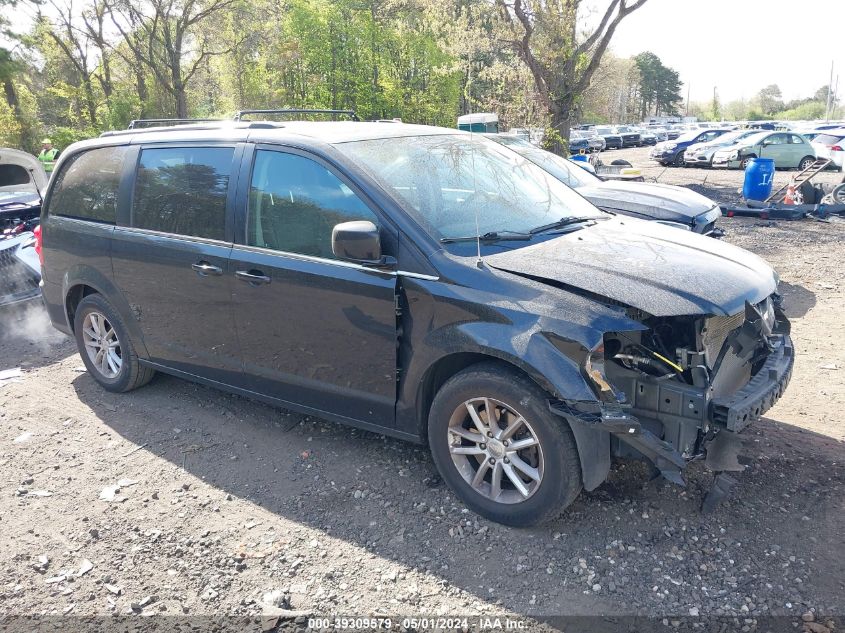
[550,294,793,493]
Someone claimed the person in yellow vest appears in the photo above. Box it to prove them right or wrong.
[38,139,60,173]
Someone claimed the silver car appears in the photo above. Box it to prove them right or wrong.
[684,130,765,167]
[489,135,723,235]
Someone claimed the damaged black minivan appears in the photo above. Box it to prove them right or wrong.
[40,121,793,526]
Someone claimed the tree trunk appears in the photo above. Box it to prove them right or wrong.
[84,77,98,126]
[550,101,574,155]
[171,54,187,117]
[175,85,188,118]
[100,54,113,99]
[136,69,148,116]
[3,78,20,115]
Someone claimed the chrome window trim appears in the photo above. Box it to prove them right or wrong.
[112,225,232,248]
[231,243,439,280]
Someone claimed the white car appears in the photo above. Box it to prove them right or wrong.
[0,148,46,306]
[811,128,845,171]
[684,130,764,167]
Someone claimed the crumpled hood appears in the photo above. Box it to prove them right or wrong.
[485,217,777,317]
[576,180,716,223]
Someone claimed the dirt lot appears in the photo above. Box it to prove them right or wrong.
[1,152,843,631]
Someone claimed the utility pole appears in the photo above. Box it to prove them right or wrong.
[685,83,690,117]
[825,61,834,122]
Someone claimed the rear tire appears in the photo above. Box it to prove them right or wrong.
[428,363,582,527]
[73,294,155,393]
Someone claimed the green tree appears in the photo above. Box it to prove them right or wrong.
[756,84,783,116]
[633,51,681,118]
[105,0,240,118]
[496,0,648,150]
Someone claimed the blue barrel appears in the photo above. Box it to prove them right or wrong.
[742,158,775,201]
[570,153,589,162]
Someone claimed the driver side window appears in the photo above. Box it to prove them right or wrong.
[247,150,378,260]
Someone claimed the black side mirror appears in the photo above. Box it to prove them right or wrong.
[332,220,383,264]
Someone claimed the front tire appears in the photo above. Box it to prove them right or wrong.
[672,152,685,167]
[428,363,582,527]
[73,294,155,393]
[798,156,816,171]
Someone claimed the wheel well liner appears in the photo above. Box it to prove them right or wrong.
[65,284,99,331]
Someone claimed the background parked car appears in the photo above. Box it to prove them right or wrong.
[811,129,845,171]
[569,130,606,153]
[650,127,669,142]
[489,134,723,235]
[1,148,45,307]
[634,127,658,146]
[683,129,764,167]
[590,126,623,149]
[1,148,45,230]
[568,131,593,154]
[613,125,641,147]
[584,132,606,152]
[650,129,732,166]
[712,131,817,170]
[0,231,41,307]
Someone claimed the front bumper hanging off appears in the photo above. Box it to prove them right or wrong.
[711,334,793,432]
[551,332,794,490]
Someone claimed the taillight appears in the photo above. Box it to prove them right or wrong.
[830,145,843,152]
[33,224,44,265]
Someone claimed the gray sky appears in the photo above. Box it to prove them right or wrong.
[607,0,845,104]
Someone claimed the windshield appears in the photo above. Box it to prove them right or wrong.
[673,130,705,143]
[700,130,745,146]
[730,131,769,146]
[336,134,604,241]
[594,127,613,135]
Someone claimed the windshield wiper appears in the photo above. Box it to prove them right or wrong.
[529,216,600,235]
[440,230,532,244]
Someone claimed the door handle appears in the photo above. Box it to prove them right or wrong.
[235,270,271,285]
[192,261,223,276]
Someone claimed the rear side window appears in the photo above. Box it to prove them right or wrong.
[132,147,233,240]
[813,134,843,146]
[49,146,127,223]
[247,150,377,259]
[789,134,805,144]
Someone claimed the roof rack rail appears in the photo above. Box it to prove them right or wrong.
[233,109,360,122]
[127,118,223,129]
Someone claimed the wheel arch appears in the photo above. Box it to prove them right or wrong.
[61,266,149,358]
[798,155,815,169]
[415,350,611,492]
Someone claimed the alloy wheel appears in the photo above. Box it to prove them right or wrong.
[447,397,544,504]
[81,311,122,378]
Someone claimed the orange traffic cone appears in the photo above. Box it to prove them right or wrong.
[784,182,796,205]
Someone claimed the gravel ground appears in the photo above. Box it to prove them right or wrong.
[0,155,843,632]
